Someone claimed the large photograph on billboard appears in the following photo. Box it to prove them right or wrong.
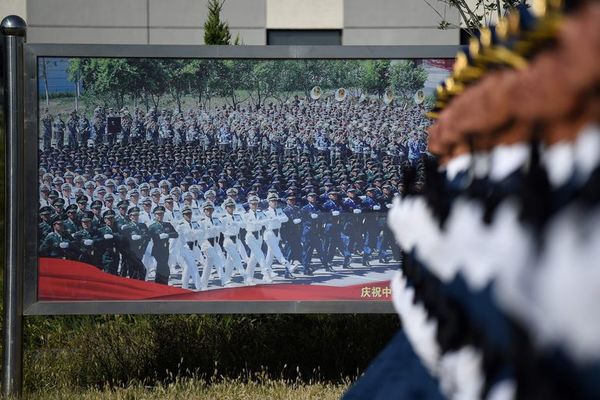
[37,56,451,302]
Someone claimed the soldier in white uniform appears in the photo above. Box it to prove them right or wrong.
[244,195,272,283]
[225,187,249,263]
[176,206,204,290]
[262,193,296,279]
[199,201,227,290]
[221,198,249,285]
[139,198,156,279]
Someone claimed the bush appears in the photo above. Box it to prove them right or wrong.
[23,314,400,392]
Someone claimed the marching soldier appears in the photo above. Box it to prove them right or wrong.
[281,194,303,267]
[148,206,179,285]
[220,199,248,284]
[72,211,101,268]
[39,215,77,259]
[361,187,382,266]
[95,210,121,275]
[342,187,363,267]
[52,113,65,149]
[63,204,80,235]
[119,206,150,280]
[39,206,54,239]
[176,205,203,290]
[300,192,329,275]
[263,193,296,279]
[199,201,226,290]
[243,195,270,283]
[321,190,343,271]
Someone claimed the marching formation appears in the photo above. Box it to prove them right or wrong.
[39,98,430,290]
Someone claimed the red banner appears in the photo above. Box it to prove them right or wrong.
[39,258,392,302]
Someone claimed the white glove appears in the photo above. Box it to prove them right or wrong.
[386,203,392,209]
[373,205,381,211]
[131,234,142,241]
[332,210,340,217]
[59,242,69,249]
[310,213,318,219]
[293,218,301,224]
[103,234,113,240]
[83,239,93,246]
[159,233,169,240]
[353,209,362,214]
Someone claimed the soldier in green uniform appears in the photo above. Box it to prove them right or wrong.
[39,206,54,239]
[52,197,66,219]
[115,200,129,230]
[90,200,104,229]
[95,210,121,275]
[148,206,179,285]
[39,215,77,259]
[119,206,150,280]
[63,204,79,235]
[72,211,101,268]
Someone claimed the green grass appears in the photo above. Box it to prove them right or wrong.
[23,375,349,400]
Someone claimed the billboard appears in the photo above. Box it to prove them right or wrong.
[26,45,454,314]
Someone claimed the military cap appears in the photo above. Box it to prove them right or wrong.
[117,185,128,193]
[66,204,78,213]
[153,206,166,214]
[127,206,140,215]
[51,215,65,225]
[139,183,150,191]
[39,206,53,215]
[222,199,235,208]
[81,211,94,222]
[142,198,152,206]
[104,193,115,201]
[286,194,296,200]
[150,188,161,196]
[248,195,260,204]
[91,200,103,209]
[164,195,175,202]
[203,201,215,210]
[267,193,279,201]
[204,190,216,198]
[159,180,170,188]
[52,198,65,206]
[366,187,376,192]
[102,210,116,219]
[307,192,317,197]
[117,200,129,209]
[53,176,65,185]
[226,188,238,196]
[181,205,193,214]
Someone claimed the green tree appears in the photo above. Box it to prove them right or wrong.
[358,60,391,98]
[389,60,428,103]
[204,0,231,45]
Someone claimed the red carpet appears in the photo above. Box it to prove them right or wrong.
[39,258,392,301]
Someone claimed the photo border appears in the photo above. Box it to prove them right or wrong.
[24,44,459,315]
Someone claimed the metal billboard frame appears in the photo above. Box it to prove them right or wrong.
[23,44,459,316]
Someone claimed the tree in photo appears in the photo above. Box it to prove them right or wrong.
[204,0,232,45]
[389,60,427,104]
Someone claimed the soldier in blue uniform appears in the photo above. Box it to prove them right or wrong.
[321,190,343,271]
[300,192,329,275]
[341,188,363,268]
[361,187,382,266]
[281,194,303,266]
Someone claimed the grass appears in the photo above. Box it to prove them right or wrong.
[23,376,350,400]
